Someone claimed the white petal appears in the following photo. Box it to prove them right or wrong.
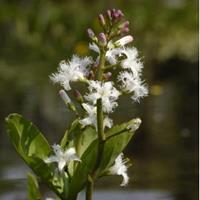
[64,148,81,163]
[104,117,113,129]
[58,159,66,172]
[89,43,100,53]
[120,172,129,186]
[44,156,58,163]
[52,144,63,157]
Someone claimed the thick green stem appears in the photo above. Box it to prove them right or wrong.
[85,50,106,200]
[97,99,105,141]
[93,51,106,177]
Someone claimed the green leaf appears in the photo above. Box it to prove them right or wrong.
[5,113,50,160]
[27,173,41,200]
[61,118,97,157]
[5,114,52,180]
[5,114,65,198]
[105,119,137,138]
[68,140,98,200]
[60,129,68,149]
[99,121,136,175]
[74,126,97,157]
[67,119,82,141]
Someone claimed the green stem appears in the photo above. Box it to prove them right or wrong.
[96,50,105,81]
[85,50,106,200]
[97,99,105,141]
[93,50,106,178]
[86,175,93,200]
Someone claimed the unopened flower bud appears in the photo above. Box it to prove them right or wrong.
[103,72,112,81]
[98,32,107,46]
[127,118,142,132]
[106,9,112,21]
[112,9,124,21]
[74,90,83,103]
[120,27,129,34]
[115,35,133,47]
[98,14,106,26]
[59,90,71,104]
[87,28,95,39]
[59,90,76,112]
[121,21,129,28]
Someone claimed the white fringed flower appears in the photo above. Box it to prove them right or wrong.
[50,55,93,91]
[89,42,123,65]
[44,145,81,172]
[121,47,143,76]
[109,153,129,186]
[118,71,148,102]
[106,48,124,65]
[80,103,113,130]
[131,82,148,102]
[79,103,97,129]
[84,81,120,113]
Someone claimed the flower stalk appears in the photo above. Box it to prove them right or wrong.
[86,48,106,200]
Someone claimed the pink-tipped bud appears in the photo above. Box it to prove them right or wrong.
[59,90,71,104]
[116,10,124,19]
[98,32,107,46]
[120,27,129,34]
[122,21,130,28]
[112,9,124,21]
[106,9,112,21]
[98,14,106,26]
[87,28,95,39]
[74,90,83,103]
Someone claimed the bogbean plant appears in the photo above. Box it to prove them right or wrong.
[5,9,148,200]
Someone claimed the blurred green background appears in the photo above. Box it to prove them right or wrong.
[0,0,198,200]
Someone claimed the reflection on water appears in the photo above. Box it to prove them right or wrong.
[0,146,197,200]
[0,179,173,200]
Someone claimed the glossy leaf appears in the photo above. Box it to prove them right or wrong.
[99,121,136,175]
[28,173,41,200]
[5,114,65,198]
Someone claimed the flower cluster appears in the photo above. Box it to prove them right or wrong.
[47,8,148,187]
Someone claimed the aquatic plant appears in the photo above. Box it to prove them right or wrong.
[5,9,148,200]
